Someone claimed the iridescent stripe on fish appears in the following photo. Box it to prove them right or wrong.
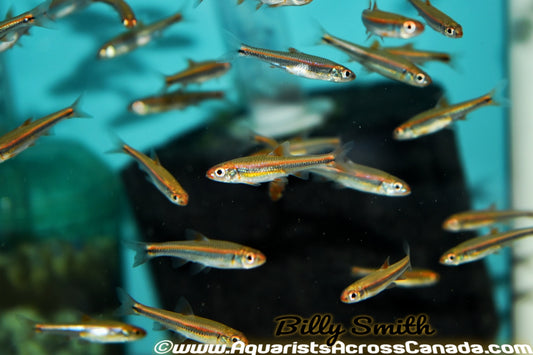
[440,227,533,265]
[116,289,248,346]
[362,2,424,39]
[237,44,355,82]
[407,0,462,38]
[321,31,430,87]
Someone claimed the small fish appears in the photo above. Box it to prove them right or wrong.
[98,12,182,59]
[309,159,411,197]
[254,134,341,156]
[47,0,91,20]
[381,43,451,65]
[408,0,463,38]
[340,254,410,303]
[108,140,188,205]
[237,44,355,82]
[256,0,313,9]
[116,288,248,346]
[29,315,146,343]
[165,59,232,88]
[0,1,50,40]
[123,229,266,269]
[0,97,88,163]
[351,266,439,287]
[443,206,533,232]
[362,1,424,39]
[321,31,430,87]
[93,0,137,28]
[393,87,500,140]
[129,90,225,115]
[206,142,340,186]
[440,227,533,265]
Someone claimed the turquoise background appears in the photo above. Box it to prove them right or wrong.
[0,0,509,352]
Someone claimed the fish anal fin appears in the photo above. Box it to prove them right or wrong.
[457,115,467,121]
[172,258,188,269]
[175,297,194,315]
[184,229,209,241]
[153,322,167,331]
[190,262,208,275]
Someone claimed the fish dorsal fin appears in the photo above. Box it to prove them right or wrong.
[150,150,161,165]
[5,8,13,19]
[400,43,415,50]
[187,59,197,67]
[488,203,497,211]
[288,47,301,54]
[373,1,377,10]
[175,297,194,315]
[436,96,449,108]
[489,227,500,235]
[270,141,290,156]
[81,314,93,322]
[425,0,431,5]
[21,118,33,127]
[379,257,390,269]
[185,229,209,242]
[370,40,380,50]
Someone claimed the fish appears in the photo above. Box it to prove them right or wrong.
[440,227,533,265]
[351,266,439,287]
[380,43,451,65]
[0,26,30,53]
[116,288,248,346]
[93,0,137,28]
[253,134,341,156]
[97,11,182,59]
[47,0,136,27]
[321,31,430,87]
[362,1,424,39]
[0,97,89,163]
[236,44,355,82]
[407,0,463,38]
[123,229,266,270]
[108,140,188,206]
[29,315,146,343]
[340,254,410,303]
[165,59,232,88]
[443,206,533,232]
[256,0,313,9]
[393,87,500,140]
[309,159,411,197]
[129,90,225,115]
[47,0,91,20]
[0,0,50,40]
[206,142,341,185]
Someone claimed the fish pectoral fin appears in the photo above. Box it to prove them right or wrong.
[175,297,194,315]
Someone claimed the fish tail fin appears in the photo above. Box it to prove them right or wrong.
[219,30,243,62]
[488,79,509,107]
[105,131,129,155]
[115,288,138,317]
[17,315,40,332]
[122,240,150,267]
[32,0,55,28]
[403,242,412,271]
[68,95,92,119]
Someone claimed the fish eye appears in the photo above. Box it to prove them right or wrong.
[393,183,402,191]
[231,336,241,343]
[344,70,351,78]
[416,74,425,83]
[215,168,225,177]
[446,27,454,35]
[404,21,416,33]
[349,291,357,301]
[245,253,255,263]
